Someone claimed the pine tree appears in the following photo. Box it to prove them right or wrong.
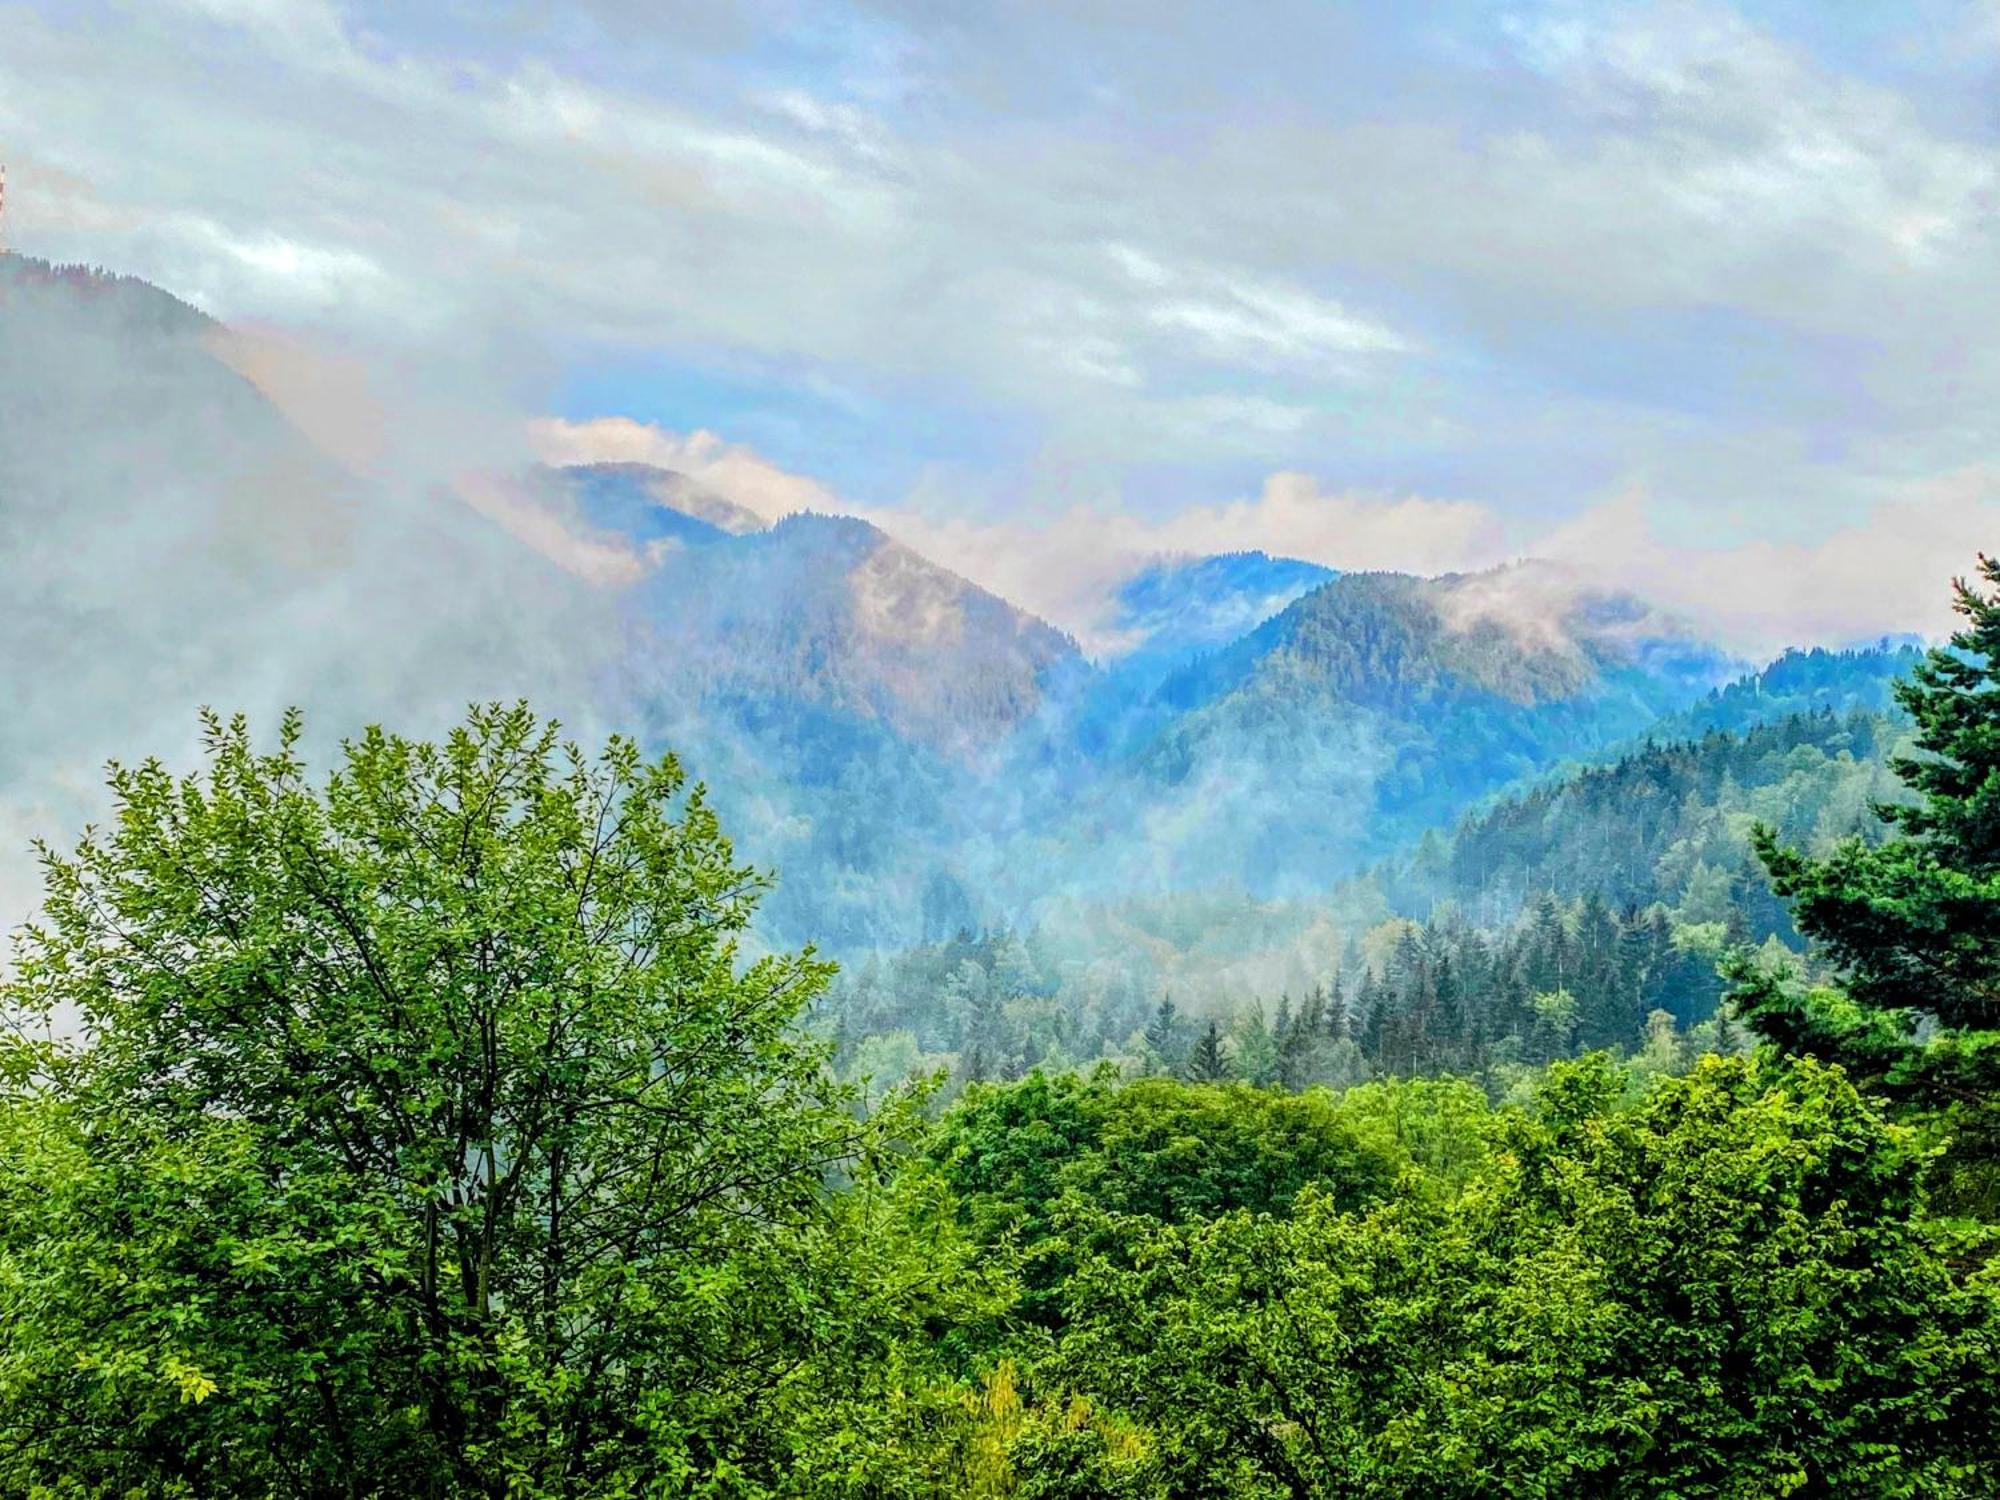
[1232,1003,1281,1086]
[1575,892,1629,1050]
[1526,894,1571,996]
[1357,971,1387,1068]
[1616,905,1655,1025]
[1323,973,1349,1042]
[1278,991,1319,1091]
[1432,954,1464,1072]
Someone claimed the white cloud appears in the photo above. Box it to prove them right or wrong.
[525,413,1995,658]
[455,471,652,587]
[1538,477,2000,655]
[1093,241,1417,377]
[526,417,841,522]
[8,0,2000,573]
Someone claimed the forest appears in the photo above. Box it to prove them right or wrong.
[2,560,1998,1497]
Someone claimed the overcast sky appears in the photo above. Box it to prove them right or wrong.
[7,0,2000,648]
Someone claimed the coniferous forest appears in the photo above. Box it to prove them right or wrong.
[5,562,2000,1497]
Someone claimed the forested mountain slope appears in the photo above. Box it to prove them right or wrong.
[0,257,1934,956]
[1382,707,1911,930]
[1042,566,1739,897]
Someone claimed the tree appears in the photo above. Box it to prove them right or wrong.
[1228,1003,1280,1087]
[1183,1020,1232,1082]
[1739,556,2000,1210]
[1053,1056,2000,1496]
[1142,996,1190,1076]
[928,1070,1399,1329]
[0,705,974,1497]
[1528,987,1577,1066]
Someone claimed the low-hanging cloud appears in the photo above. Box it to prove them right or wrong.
[532,414,1994,656]
[529,419,841,524]
[1537,477,2000,656]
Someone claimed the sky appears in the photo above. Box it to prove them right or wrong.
[6,0,2000,650]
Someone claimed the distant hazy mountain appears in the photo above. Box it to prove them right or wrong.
[555,462,765,546]
[0,255,361,779]
[1016,566,1742,900]
[3,256,1908,954]
[572,485,1087,757]
[1111,551,1336,669]
[1376,704,1908,932]
[568,491,1093,948]
[1638,642,1924,741]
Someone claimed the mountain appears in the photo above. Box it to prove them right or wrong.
[555,461,765,545]
[0,253,612,886]
[1027,565,1740,899]
[1110,551,1336,671]
[1379,707,1909,931]
[1640,642,1924,740]
[556,482,1092,948]
[0,254,358,783]
[560,468,1088,758]
[2,256,1908,958]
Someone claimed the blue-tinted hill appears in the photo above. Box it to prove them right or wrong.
[1112,551,1336,667]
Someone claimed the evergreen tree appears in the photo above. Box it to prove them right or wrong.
[1183,1020,1233,1082]
[1572,892,1625,1050]
[1323,972,1349,1042]
[1144,997,1191,1076]
[1526,894,1572,996]
[1278,992,1318,1091]
[1739,556,2000,1209]
[1432,955,1465,1073]
[1231,1004,1281,1087]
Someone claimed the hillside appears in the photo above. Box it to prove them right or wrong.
[1109,551,1336,673]
[1381,708,1908,929]
[0,257,1925,954]
[1026,566,1740,900]
[0,254,610,896]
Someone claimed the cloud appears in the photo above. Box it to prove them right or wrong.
[1538,477,2000,656]
[7,0,2000,649]
[454,470,654,586]
[1107,243,1417,369]
[527,418,841,522]
[529,414,1994,659]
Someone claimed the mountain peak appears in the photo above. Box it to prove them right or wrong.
[557,462,766,539]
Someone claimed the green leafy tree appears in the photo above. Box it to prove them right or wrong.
[1740,556,2000,1210]
[929,1072,1400,1327]
[0,706,979,1498]
[1053,1056,2000,1496]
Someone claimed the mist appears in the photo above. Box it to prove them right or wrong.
[0,256,625,923]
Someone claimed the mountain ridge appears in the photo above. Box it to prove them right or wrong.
[0,256,1910,951]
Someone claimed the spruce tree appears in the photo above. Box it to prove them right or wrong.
[1432,954,1465,1073]
[1323,973,1349,1042]
[1144,997,1190,1076]
[1739,556,2000,1208]
[1183,1020,1233,1082]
